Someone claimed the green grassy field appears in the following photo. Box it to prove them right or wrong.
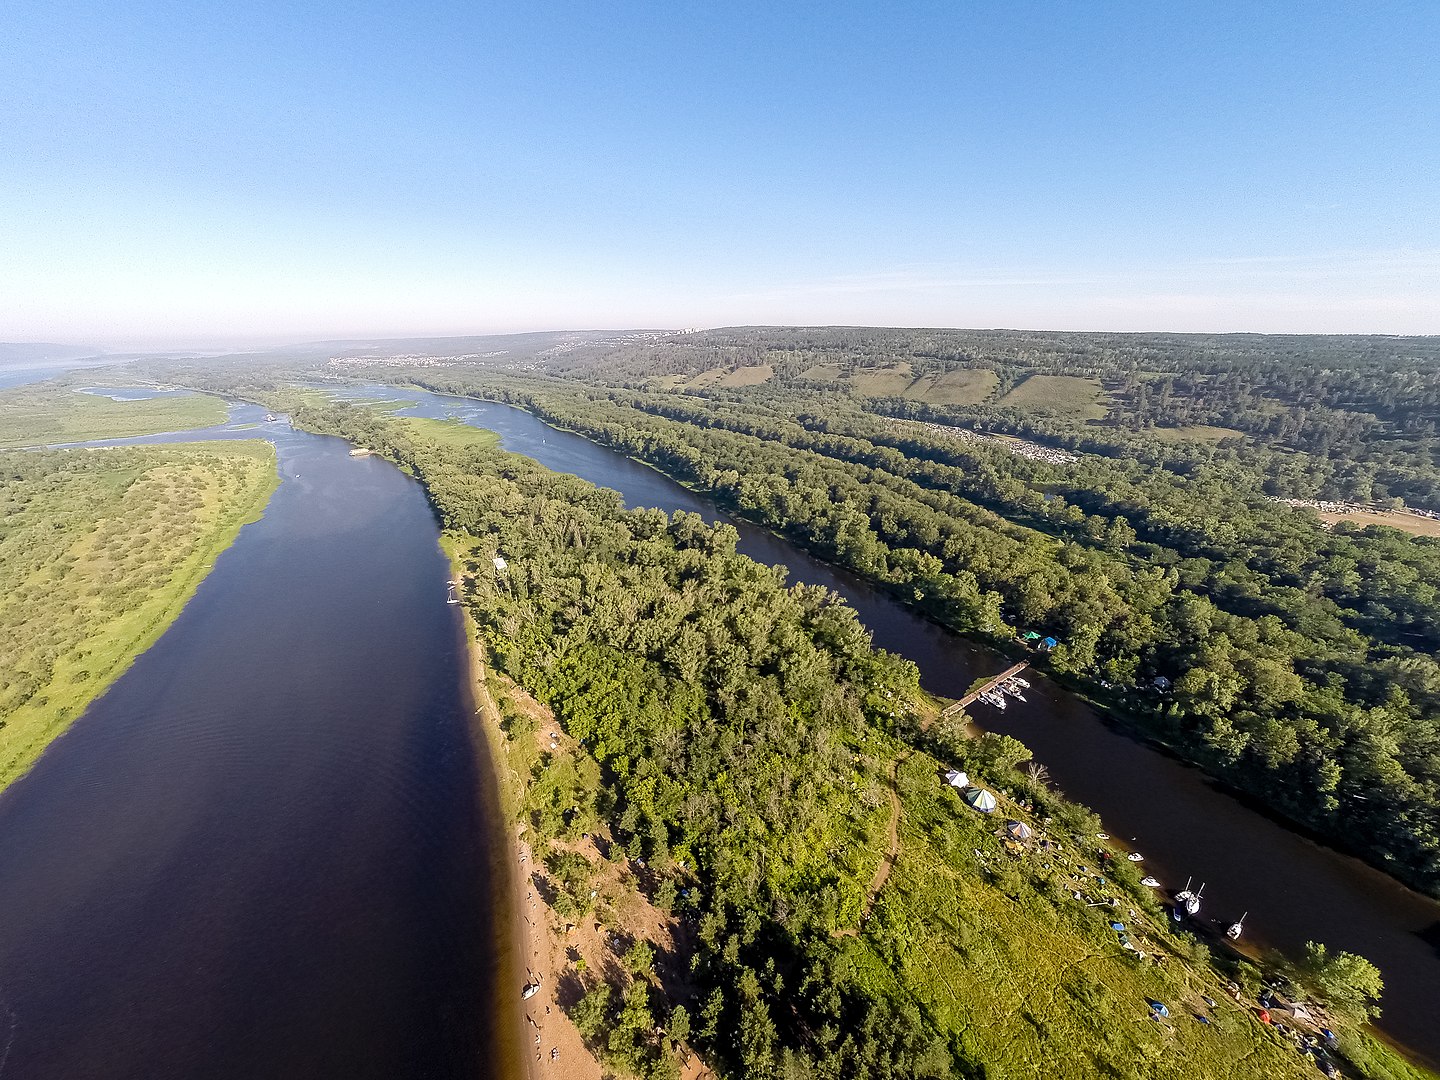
[798,362,844,381]
[905,368,1000,405]
[998,374,1110,420]
[715,363,774,387]
[394,415,501,448]
[851,363,916,396]
[0,442,278,789]
[837,750,1336,1079]
[1146,424,1246,445]
[0,382,229,446]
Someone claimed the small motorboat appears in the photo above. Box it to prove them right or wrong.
[1226,912,1248,941]
[1011,676,1030,688]
[264,413,277,422]
[1001,684,1026,701]
[1171,906,1185,923]
[1126,852,1144,862]
[1140,876,1160,888]
[521,979,541,1000]
[1095,832,1109,840]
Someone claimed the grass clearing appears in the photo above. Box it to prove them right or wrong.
[0,441,278,790]
[1146,424,1246,445]
[0,382,228,446]
[999,375,1109,420]
[851,363,915,396]
[799,363,844,381]
[840,751,1322,1079]
[1321,510,1440,538]
[394,416,500,449]
[905,368,999,405]
[715,363,774,387]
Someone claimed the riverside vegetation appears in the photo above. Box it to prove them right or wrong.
[288,397,1425,1080]
[387,361,1440,904]
[0,380,228,447]
[0,441,278,789]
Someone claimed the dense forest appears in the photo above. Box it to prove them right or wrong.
[543,327,1440,511]
[383,364,1440,898]
[287,398,1394,1080]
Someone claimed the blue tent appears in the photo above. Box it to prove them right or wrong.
[1147,1000,1169,1018]
[1041,636,1059,650]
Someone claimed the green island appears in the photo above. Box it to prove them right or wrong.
[285,395,1431,1080]
[0,440,277,789]
[0,380,228,446]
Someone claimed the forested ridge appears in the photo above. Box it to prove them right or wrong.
[545,326,1440,511]
[387,367,1440,897]
[286,398,1395,1080]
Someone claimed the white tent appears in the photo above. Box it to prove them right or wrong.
[963,788,998,814]
[944,770,969,789]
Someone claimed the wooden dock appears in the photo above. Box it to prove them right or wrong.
[940,660,1031,718]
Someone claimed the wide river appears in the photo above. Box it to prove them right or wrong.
[0,401,524,1079]
[340,383,1440,1067]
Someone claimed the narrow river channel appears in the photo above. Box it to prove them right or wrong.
[342,383,1440,1068]
[0,401,522,1079]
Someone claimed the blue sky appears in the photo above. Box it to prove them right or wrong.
[1,1,1437,345]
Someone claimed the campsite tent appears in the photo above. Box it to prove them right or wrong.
[944,770,969,789]
[1004,821,1033,841]
[963,788,998,814]
[1147,1000,1170,1018]
[1040,637,1059,650]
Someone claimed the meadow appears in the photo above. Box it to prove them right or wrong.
[0,442,277,789]
[997,374,1110,419]
[0,381,228,446]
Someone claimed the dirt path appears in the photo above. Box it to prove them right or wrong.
[834,752,907,937]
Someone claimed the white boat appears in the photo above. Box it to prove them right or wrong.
[521,979,541,1000]
[1001,683,1026,700]
[1095,832,1109,840]
[1140,876,1160,887]
[1126,852,1144,862]
[1175,876,1195,902]
[1011,676,1030,688]
[1183,884,1206,916]
[1226,912,1248,941]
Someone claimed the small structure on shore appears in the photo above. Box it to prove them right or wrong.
[963,788,997,814]
[944,769,969,789]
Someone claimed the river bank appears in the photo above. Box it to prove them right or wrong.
[0,440,278,792]
[443,535,713,1080]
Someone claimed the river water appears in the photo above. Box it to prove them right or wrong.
[0,402,522,1079]
[338,383,1440,1067]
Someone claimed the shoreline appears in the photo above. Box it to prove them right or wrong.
[445,542,602,1080]
[0,439,279,796]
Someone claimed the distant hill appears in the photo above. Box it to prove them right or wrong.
[0,342,102,366]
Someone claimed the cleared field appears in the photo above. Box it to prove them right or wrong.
[851,363,914,396]
[1147,424,1245,445]
[684,368,730,389]
[1321,510,1440,537]
[0,442,278,790]
[0,382,229,446]
[904,368,999,405]
[840,753,1328,1080]
[715,363,774,387]
[798,363,844,381]
[999,375,1109,419]
[394,416,500,449]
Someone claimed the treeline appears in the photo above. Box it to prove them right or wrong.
[402,373,1440,896]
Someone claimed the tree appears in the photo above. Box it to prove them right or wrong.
[1297,941,1385,1018]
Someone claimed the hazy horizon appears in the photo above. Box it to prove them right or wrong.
[3,3,1437,343]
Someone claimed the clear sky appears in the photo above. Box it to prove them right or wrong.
[2,1,1437,346]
